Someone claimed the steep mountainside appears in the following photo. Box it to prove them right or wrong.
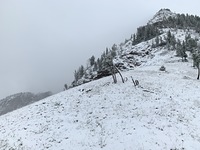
[1,9,200,150]
[0,92,52,116]
[69,8,200,88]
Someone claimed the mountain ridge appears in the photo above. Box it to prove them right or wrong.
[67,8,200,89]
[1,9,200,149]
[0,91,52,116]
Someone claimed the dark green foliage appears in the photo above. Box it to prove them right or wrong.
[167,30,172,42]
[176,40,187,61]
[74,70,79,82]
[155,36,159,47]
[163,30,176,50]
[106,48,109,55]
[170,35,176,49]
[154,13,200,32]
[176,39,182,56]
[192,50,200,67]
[70,11,200,85]
[111,44,117,58]
[93,62,98,71]
[97,58,102,71]
[192,50,200,79]
[185,34,197,52]
[72,44,119,85]
[74,65,85,83]
[132,24,161,45]
[64,84,68,90]
[79,65,84,79]
[90,55,95,66]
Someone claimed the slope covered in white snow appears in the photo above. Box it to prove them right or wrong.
[148,9,176,25]
[0,48,200,149]
[1,9,200,150]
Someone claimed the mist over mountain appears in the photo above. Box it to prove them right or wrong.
[67,8,200,89]
[0,91,52,116]
[1,8,200,149]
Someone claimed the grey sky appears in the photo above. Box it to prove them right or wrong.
[0,0,200,99]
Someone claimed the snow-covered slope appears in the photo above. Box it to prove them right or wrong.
[148,9,176,24]
[1,9,200,150]
[0,48,200,149]
[115,28,198,70]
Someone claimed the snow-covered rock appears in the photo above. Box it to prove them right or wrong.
[148,9,176,24]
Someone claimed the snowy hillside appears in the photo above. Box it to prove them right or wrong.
[148,9,176,24]
[1,48,200,149]
[1,9,200,150]
[115,28,199,70]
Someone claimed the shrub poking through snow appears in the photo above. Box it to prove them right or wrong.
[131,76,139,87]
[160,65,166,71]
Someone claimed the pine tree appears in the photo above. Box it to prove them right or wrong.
[74,70,79,82]
[166,30,172,49]
[97,58,102,71]
[93,62,98,71]
[78,65,84,79]
[64,84,68,90]
[90,55,95,66]
[155,35,159,47]
[171,34,176,50]
[106,48,109,55]
[176,39,183,56]
[192,51,200,79]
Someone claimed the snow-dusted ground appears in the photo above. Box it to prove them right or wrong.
[0,49,200,150]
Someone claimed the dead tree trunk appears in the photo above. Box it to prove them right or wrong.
[197,63,200,80]
[113,65,124,83]
[111,66,117,83]
[109,64,117,83]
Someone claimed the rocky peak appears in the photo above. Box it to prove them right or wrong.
[148,8,176,24]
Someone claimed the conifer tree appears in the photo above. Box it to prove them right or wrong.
[192,51,200,79]
[93,62,98,71]
[78,65,84,79]
[64,84,68,90]
[90,55,95,66]
[74,70,79,82]
[155,35,159,47]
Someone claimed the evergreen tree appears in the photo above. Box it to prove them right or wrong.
[167,30,172,42]
[74,70,79,82]
[192,50,200,79]
[106,48,109,55]
[176,39,183,56]
[64,84,68,90]
[171,34,176,50]
[78,65,84,79]
[93,62,98,71]
[155,35,159,47]
[97,58,102,71]
[133,34,136,42]
[90,55,95,66]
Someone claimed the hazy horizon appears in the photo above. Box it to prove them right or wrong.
[0,0,200,99]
